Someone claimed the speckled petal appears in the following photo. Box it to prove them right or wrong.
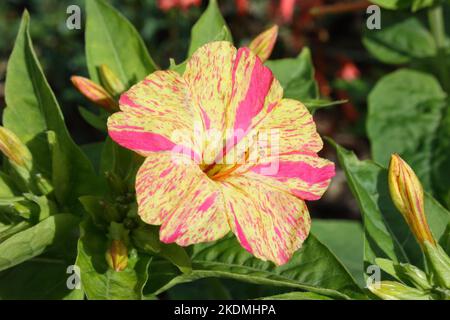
[108,70,202,158]
[136,152,229,245]
[220,172,310,265]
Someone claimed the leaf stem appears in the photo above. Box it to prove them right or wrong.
[428,5,449,92]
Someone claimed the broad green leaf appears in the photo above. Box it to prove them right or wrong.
[0,214,80,272]
[0,173,17,197]
[3,12,100,207]
[431,106,450,208]
[333,142,450,268]
[370,0,437,11]
[81,142,104,174]
[258,291,333,300]
[266,48,319,104]
[369,0,410,10]
[85,0,157,86]
[363,14,436,64]
[0,257,84,300]
[367,69,446,190]
[312,219,365,287]
[76,218,151,300]
[145,234,365,300]
[0,211,82,300]
[131,225,192,274]
[167,278,232,300]
[187,0,233,56]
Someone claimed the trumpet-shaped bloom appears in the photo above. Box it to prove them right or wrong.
[108,41,335,265]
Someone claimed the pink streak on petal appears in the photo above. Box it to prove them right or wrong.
[198,193,216,212]
[109,130,176,152]
[251,161,335,184]
[291,189,321,201]
[230,204,253,254]
[200,107,211,129]
[119,93,143,109]
[232,48,274,133]
[161,224,184,244]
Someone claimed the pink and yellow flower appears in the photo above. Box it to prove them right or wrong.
[107,41,334,265]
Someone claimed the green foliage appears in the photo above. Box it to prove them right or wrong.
[1,0,448,301]
[145,234,365,300]
[312,219,365,287]
[266,47,340,112]
[370,0,438,11]
[333,142,450,268]
[0,214,79,272]
[4,11,100,209]
[363,13,436,64]
[76,218,151,300]
[187,0,232,56]
[367,69,447,191]
[85,0,157,86]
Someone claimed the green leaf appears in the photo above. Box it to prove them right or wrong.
[145,234,365,300]
[258,291,333,300]
[78,107,107,132]
[81,142,104,173]
[3,12,100,207]
[370,0,437,11]
[0,214,80,272]
[167,278,232,299]
[363,13,436,64]
[76,218,151,300]
[0,255,84,300]
[131,225,192,274]
[187,0,233,56]
[266,48,319,103]
[332,141,450,268]
[312,219,365,287]
[0,173,17,197]
[431,106,450,208]
[367,69,446,190]
[369,0,411,10]
[85,0,157,86]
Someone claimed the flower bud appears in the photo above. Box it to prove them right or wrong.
[105,171,127,197]
[105,239,128,272]
[249,25,278,62]
[368,281,431,300]
[0,127,32,170]
[388,154,435,246]
[70,76,119,113]
[423,241,450,289]
[99,64,126,96]
[397,263,432,290]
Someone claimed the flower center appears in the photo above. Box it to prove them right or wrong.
[203,163,243,181]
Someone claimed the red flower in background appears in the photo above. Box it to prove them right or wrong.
[236,0,250,15]
[338,60,361,81]
[158,0,201,11]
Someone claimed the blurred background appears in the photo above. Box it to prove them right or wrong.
[0,0,388,221]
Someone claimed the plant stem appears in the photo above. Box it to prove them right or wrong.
[428,5,449,92]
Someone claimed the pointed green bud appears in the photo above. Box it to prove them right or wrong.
[388,154,436,246]
[99,64,126,96]
[368,281,431,300]
[0,126,32,170]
